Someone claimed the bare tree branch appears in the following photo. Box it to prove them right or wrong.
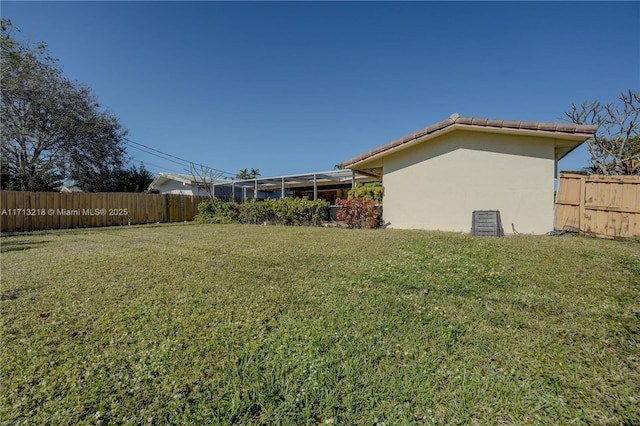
[189,162,224,201]
[563,91,640,175]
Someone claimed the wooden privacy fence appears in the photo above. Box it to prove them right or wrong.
[0,191,208,232]
[555,173,640,239]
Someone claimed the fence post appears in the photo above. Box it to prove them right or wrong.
[281,177,285,199]
[579,175,586,233]
[313,173,317,201]
[165,194,170,222]
[181,195,185,222]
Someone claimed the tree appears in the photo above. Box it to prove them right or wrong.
[77,162,154,193]
[1,19,129,191]
[93,162,154,193]
[190,162,225,201]
[563,90,640,175]
[235,168,261,179]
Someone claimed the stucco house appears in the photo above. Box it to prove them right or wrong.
[342,114,597,234]
[147,173,230,197]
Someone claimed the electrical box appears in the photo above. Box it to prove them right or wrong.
[471,210,504,237]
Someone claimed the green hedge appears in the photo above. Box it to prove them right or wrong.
[195,198,239,224]
[196,197,330,226]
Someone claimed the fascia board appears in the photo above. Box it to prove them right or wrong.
[346,124,593,170]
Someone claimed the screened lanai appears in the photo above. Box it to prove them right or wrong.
[214,169,379,204]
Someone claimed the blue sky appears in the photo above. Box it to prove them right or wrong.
[3,1,639,179]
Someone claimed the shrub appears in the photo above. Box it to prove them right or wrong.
[239,197,330,226]
[277,197,328,226]
[336,197,380,229]
[348,182,384,203]
[237,199,277,224]
[196,197,330,226]
[195,198,239,224]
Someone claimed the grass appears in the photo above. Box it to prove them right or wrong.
[1,223,638,425]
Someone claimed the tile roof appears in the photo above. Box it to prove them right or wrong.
[343,114,598,168]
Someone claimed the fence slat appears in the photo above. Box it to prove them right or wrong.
[1,191,16,232]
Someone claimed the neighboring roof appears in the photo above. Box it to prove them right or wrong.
[57,185,83,193]
[147,172,229,191]
[343,113,599,169]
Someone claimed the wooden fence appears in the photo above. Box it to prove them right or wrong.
[555,173,640,239]
[0,191,208,232]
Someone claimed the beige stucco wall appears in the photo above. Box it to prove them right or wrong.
[381,130,556,234]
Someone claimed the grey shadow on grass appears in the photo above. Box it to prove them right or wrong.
[0,240,51,253]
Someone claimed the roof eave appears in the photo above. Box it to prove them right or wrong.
[344,124,458,169]
[344,122,596,170]
[455,123,595,140]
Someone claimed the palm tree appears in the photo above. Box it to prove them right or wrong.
[236,168,250,179]
[236,168,261,179]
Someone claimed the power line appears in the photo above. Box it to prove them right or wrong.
[126,157,188,176]
[124,138,191,167]
[124,142,194,170]
[123,138,235,177]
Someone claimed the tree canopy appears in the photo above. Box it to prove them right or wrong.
[1,19,134,191]
[236,168,261,179]
[95,162,154,193]
[564,90,640,175]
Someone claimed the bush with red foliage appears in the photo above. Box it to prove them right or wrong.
[335,197,380,229]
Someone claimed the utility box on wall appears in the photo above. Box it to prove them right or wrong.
[471,210,504,237]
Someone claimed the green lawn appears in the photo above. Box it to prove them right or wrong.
[1,223,638,425]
